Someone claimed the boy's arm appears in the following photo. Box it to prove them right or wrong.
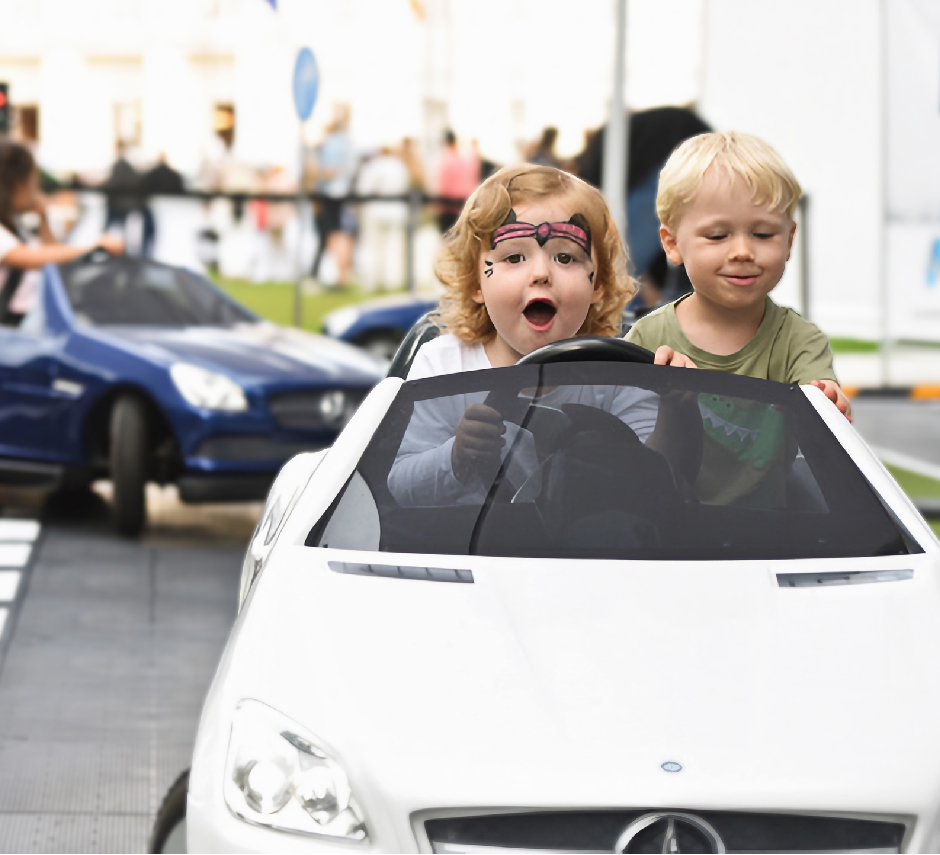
[785,319,852,421]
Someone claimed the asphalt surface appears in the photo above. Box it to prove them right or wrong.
[850,398,940,467]
[0,486,260,853]
[0,399,933,853]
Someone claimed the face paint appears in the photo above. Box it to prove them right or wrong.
[491,209,592,255]
[475,199,602,368]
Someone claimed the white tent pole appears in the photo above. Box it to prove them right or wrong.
[878,0,890,386]
[603,0,628,245]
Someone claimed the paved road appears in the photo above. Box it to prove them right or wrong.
[0,486,260,853]
[851,398,940,468]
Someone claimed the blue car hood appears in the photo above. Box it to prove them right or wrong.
[92,322,385,387]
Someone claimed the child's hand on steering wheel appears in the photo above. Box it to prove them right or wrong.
[653,346,698,368]
[452,403,505,485]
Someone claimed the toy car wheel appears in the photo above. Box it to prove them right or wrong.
[110,395,150,537]
[148,769,188,854]
[356,330,403,362]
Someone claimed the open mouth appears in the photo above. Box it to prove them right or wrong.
[523,299,557,329]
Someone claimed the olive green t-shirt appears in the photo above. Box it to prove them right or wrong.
[625,295,836,508]
[624,295,837,384]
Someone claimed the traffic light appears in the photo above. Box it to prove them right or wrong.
[0,83,9,135]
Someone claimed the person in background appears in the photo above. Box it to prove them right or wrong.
[0,142,123,325]
[470,138,499,183]
[102,141,154,256]
[356,145,410,292]
[310,105,357,288]
[527,126,561,169]
[401,137,426,194]
[576,106,711,286]
[143,153,185,195]
[435,129,479,234]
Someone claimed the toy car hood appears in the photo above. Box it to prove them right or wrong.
[210,542,940,815]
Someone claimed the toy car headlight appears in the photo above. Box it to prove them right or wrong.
[170,363,248,411]
[224,700,368,842]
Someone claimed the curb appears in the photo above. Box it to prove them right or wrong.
[843,385,940,400]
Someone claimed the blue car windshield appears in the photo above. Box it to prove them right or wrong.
[59,257,256,327]
[308,362,921,561]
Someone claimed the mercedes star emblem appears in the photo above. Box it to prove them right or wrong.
[615,811,726,854]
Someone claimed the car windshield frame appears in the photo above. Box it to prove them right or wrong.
[58,256,257,328]
[309,361,923,561]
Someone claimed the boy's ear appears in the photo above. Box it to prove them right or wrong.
[786,220,797,260]
[660,225,683,265]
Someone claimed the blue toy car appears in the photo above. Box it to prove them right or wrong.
[321,294,438,360]
[0,253,384,536]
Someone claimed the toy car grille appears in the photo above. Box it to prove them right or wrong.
[423,810,907,853]
[267,389,366,431]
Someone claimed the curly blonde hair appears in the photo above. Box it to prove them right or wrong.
[435,164,634,343]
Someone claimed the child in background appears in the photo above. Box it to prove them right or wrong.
[390,164,692,505]
[625,130,850,419]
[0,142,123,322]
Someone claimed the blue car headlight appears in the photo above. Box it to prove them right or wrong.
[322,306,359,338]
[170,363,248,412]
[224,700,368,842]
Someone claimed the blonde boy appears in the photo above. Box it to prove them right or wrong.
[626,131,851,420]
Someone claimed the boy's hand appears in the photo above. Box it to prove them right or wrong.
[653,346,698,368]
[452,403,505,484]
[811,379,853,422]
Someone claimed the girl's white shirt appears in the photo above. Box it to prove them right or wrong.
[406,333,491,379]
[390,333,660,506]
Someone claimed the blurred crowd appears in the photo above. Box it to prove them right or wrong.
[23,101,711,308]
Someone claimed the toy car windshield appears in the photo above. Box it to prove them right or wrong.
[309,361,922,561]
[58,255,255,327]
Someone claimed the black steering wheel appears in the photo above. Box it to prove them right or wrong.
[518,336,655,366]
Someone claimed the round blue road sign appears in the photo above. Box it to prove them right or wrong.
[292,47,319,122]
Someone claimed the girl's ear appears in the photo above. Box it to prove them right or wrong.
[660,224,683,265]
[471,286,485,305]
[589,271,604,304]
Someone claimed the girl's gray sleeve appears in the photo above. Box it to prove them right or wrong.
[609,387,661,441]
[387,396,486,506]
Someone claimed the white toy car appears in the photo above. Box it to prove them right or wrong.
[181,338,939,854]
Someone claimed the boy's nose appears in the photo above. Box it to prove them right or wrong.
[728,235,755,260]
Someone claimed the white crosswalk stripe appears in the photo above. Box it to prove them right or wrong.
[0,544,31,568]
[0,519,39,650]
[0,572,20,602]
[0,520,40,542]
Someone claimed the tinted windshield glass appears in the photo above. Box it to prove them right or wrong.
[59,257,256,327]
[309,362,920,561]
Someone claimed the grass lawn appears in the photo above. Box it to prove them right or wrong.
[886,464,940,539]
[830,337,940,353]
[211,276,408,334]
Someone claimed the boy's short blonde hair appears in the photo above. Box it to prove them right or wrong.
[435,164,634,342]
[657,131,802,230]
